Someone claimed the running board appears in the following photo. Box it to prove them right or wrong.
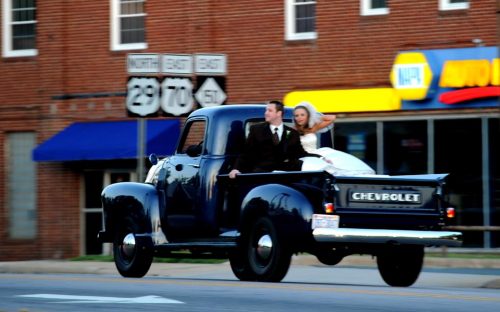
[155,241,238,251]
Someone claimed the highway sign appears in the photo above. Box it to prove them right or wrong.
[195,54,227,75]
[161,54,193,75]
[161,77,195,116]
[126,77,160,116]
[195,77,226,107]
[127,54,160,74]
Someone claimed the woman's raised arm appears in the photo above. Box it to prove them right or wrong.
[311,114,336,133]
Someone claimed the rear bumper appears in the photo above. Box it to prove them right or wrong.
[313,228,463,247]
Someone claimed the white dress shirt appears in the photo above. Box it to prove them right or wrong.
[270,123,284,140]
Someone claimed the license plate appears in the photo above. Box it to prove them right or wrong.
[312,214,339,229]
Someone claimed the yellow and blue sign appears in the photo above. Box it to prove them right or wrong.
[392,47,499,110]
[390,52,434,100]
[285,47,498,113]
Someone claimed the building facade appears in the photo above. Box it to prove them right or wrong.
[0,0,498,260]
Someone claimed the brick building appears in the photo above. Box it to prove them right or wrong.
[0,1,498,260]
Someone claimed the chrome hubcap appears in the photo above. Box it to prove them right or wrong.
[256,234,273,260]
[121,233,136,257]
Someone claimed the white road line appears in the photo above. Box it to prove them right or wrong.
[17,294,184,304]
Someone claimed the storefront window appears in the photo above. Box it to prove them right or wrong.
[489,118,499,247]
[334,122,377,172]
[435,119,482,247]
[383,121,427,175]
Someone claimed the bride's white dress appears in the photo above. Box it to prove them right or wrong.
[300,133,376,176]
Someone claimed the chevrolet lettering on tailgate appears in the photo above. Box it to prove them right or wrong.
[349,190,422,204]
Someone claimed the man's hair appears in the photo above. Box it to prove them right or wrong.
[268,100,284,113]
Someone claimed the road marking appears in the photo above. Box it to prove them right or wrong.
[16,294,184,304]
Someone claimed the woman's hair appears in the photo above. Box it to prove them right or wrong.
[294,101,321,133]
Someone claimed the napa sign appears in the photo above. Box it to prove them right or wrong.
[390,52,433,100]
[390,47,499,110]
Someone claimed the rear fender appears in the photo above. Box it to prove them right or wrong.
[100,182,167,245]
[240,184,316,248]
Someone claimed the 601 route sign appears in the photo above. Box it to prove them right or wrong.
[127,77,194,116]
[195,77,227,107]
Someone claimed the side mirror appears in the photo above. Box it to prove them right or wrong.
[186,144,202,157]
[149,153,158,166]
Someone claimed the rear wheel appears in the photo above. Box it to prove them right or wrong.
[376,245,424,287]
[229,250,257,281]
[245,216,292,282]
[113,223,153,278]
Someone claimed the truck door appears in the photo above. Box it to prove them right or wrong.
[164,119,206,238]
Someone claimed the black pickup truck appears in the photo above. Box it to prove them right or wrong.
[99,104,462,287]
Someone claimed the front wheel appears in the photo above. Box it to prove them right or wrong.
[376,245,424,287]
[113,230,153,278]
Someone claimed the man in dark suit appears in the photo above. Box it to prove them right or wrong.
[229,100,308,178]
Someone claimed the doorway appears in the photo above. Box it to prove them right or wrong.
[82,170,137,255]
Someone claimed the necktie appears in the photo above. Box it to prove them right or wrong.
[272,127,279,145]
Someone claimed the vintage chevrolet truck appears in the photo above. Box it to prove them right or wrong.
[98,104,462,287]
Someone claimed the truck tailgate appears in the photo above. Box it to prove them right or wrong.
[332,174,449,229]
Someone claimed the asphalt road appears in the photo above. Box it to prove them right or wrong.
[1,253,499,288]
[1,264,500,312]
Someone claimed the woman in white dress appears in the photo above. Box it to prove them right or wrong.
[294,102,376,176]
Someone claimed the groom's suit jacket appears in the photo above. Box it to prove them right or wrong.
[233,122,308,173]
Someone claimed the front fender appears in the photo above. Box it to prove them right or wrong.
[240,183,316,248]
[100,182,167,245]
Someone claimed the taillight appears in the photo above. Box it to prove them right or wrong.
[324,202,334,214]
[446,207,456,219]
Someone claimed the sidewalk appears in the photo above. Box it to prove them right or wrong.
[0,254,499,289]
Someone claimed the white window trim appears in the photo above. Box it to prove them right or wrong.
[439,0,469,11]
[2,0,38,57]
[110,0,147,51]
[360,0,389,16]
[285,0,317,41]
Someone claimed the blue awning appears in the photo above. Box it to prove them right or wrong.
[33,119,180,162]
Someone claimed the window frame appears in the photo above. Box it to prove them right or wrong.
[439,0,469,11]
[2,0,38,57]
[285,0,317,41]
[176,118,207,155]
[360,0,389,16]
[110,0,147,51]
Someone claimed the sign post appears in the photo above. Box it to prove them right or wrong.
[127,54,161,182]
[137,118,146,182]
